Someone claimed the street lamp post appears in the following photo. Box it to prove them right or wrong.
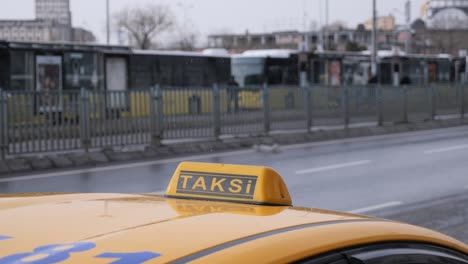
[325,0,329,50]
[405,0,412,54]
[176,2,194,29]
[106,0,110,44]
[371,0,378,76]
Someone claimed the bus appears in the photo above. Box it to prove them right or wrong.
[230,49,307,110]
[0,41,232,118]
[231,49,301,87]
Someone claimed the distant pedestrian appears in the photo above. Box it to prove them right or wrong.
[227,76,239,113]
[400,76,412,85]
[368,75,378,84]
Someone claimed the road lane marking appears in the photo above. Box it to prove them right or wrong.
[0,149,256,183]
[295,160,371,175]
[424,144,468,154]
[348,201,403,214]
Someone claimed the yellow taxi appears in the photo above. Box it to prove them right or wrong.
[0,162,467,264]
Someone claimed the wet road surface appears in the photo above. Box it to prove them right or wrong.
[375,191,468,243]
[2,126,468,214]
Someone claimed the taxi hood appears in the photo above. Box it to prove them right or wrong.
[2,161,467,263]
[0,193,366,263]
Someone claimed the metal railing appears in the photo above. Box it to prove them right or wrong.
[0,83,466,158]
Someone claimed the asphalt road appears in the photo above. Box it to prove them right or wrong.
[1,126,468,241]
[375,192,468,243]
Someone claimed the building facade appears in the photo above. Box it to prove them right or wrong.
[36,0,72,26]
[426,0,468,18]
[0,0,95,43]
[0,20,58,42]
[208,29,395,53]
[363,15,396,31]
[402,19,468,56]
[425,0,468,28]
[72,28,96,43]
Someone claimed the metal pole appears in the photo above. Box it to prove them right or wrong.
[343,85,350,129]
[318,0,324,50]
[304,85,313,132]
[106,0,110,44]
[462,56,468,119]
[325,0,329,50]
[149,87,156,145]
[371,0,378,76]
[377,84,384,126]
[430,84,436,120]
[0,89,7,160]
[405,0,411,54]
[263,83,270,135]
[79,88,90,152]
[212,84,221,139]
[150,86,163,147]
[402,86,409,123]
[156,84,164,143]
[460,84,465,119]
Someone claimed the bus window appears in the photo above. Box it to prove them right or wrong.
[232,57,265,86]
[267,65,284,85]
[379,63,393,85]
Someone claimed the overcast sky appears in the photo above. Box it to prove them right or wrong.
[0,0,426,45]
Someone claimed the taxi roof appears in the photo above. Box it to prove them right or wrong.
[0,193,467,263]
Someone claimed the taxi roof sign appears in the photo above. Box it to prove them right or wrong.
[165,162,292,206]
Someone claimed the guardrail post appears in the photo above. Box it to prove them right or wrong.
[79,87,90,152]
[343,85,350,129]
[212,83,221,139]
[156,85,164,142]
[376,85,384,126]
[402,86,409,123]
[0,89,7,160]
[304,85,312,132]
[429,84,436,121]
[150,86,163,147]
[460,84,465,119]
[263,83,270,135]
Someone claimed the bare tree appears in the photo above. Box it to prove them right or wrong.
[323,20,348,31]
[114,4,175,49]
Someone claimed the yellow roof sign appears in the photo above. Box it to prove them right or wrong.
[165,162,292,206]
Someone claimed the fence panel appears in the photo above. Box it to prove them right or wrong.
[0,90,7,159]
[406,85,431,123]
[435,84,460,117]
[310,85,344,128]
[381,86,405,124]
[3,83,468,157]
[7,90,81,155]
[348,85,377,125]
[220,86,264,136]
[269,85,307,131]
[162,86,214,140]
[464,85,468,117]
[88,89,152,149]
